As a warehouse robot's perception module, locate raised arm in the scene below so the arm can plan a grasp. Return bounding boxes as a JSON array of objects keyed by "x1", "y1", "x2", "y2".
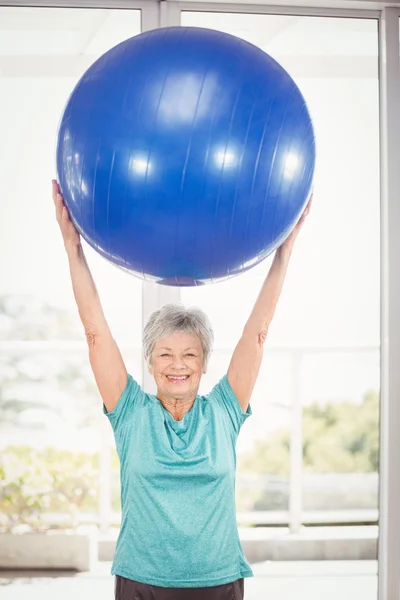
[
  {"x1": 227, "y1": 197, "x2": 312, "y2": 412},
  {"x1": 52, "y1": 180, "x2": 128, "y2": 413}
]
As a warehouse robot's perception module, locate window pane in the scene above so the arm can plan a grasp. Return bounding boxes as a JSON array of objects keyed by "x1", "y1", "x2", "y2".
[
  {"x1": 0, "y1": 5, "x2": 143, "y2": 532},
  {"x1": 301, "y1": 350, "x2": 379, "y2": 517},
  {"x1": 0, "y1": 6, "x2": 142, "y2": 344},
  {"x1": 181, "y1": 12, "x2": 380, "y2": 523},
  {"x1": 0, "y1": 346, "x2": 141, "y2": 531}
]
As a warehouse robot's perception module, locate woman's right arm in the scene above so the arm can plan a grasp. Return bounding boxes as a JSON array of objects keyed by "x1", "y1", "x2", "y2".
[{"x1": 52, "y1": 180, "x2": 128, "y2": 413}]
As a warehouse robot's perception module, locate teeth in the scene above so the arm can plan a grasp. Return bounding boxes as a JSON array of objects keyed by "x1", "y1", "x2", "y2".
[{"x1": 167, "y1": 376, "x2": 188, "y2": 380}]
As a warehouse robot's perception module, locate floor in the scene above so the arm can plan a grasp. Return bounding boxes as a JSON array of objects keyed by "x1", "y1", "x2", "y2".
[{"x1": 0, "y1": 561, "x2": 378, "y2": 600}]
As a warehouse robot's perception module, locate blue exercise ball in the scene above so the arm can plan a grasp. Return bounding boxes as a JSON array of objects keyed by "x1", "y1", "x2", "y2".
[{"x1": 57, "y1": 26, "x2": 315, "y2": 286}]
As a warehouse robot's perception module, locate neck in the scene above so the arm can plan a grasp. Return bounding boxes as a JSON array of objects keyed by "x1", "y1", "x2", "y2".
[{"x1": 157, "y1": 392, "x2": 196, "y2": 420}]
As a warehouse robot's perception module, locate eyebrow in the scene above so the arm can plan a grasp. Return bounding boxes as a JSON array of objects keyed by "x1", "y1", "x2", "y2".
[{"x1": 158, "y1": 347, "x2": 198, "y2": 351}]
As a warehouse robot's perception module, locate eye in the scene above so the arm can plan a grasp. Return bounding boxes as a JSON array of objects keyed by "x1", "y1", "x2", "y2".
[
  {"x1": 161, "y1": 353, "x2": 170, "y2": 357},
  {"x1": 186, "y1": 353, "x2": 195, "y2": 357}
]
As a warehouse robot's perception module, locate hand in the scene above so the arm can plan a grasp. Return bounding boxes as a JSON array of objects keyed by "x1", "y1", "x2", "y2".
[
  {"x1": 52, "y1": 180, "x2": 80, "y2": 250},
  {"x1": 278, "y1": 192, "x2": 313, "y2": 257}
]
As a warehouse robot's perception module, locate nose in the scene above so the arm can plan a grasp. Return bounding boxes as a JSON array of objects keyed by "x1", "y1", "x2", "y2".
[{"x1": 169, "y1": 355, "x2": 187, "y2": 369}]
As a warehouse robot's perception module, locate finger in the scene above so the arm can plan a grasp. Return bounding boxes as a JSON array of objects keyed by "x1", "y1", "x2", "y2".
[
  {"x1": 52, "y1": 180, "x2": 62, "y2": 205},
  {"x1": 297, "y1": 207, "x2": 309, "y2": 228},
  {"x1": 55, "y1": 193, "x2": 64, "y2": 222},
  {"x1": 303, "y1": 196, "x2": 313, "y2": 218},
  {"x1": 52, "y1": 180, "x2": 58, "y2": 203},
  {"x1": 62, "y1": 206, "x2": 74, "y2": 228},
  {"x1": 62, "y1": 205, "x2": 70, "y2": 221},
  {"x1": 297, "y1": 214, "x2": 306, "y2": 228}
]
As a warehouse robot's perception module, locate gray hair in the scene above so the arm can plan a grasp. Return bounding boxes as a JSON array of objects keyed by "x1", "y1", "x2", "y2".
[{"x1": 143, "y1": 303, "x2": 214, "y2": 368}]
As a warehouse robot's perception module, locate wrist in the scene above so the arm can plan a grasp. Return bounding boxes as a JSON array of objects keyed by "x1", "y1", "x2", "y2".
[
  {"x1": 65, "y1": 241, "x2": 82, "y2": 257},
  {"x1": 275, "y1": 245, "x2": 292, "y2": 263}
]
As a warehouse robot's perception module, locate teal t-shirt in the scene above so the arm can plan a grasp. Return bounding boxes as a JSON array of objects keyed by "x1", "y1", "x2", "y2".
[{"x1": 103, "y1": 373, "x2": 254, "y2": 588}]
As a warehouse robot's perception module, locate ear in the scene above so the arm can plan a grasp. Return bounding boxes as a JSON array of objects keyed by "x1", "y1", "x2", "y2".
[{"x1": 145, "y1": 354, "x2": 153, "y2": 375}]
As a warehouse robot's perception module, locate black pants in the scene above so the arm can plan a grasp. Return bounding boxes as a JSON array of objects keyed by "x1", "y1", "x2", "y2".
[{"x1": 115, "y1": 575, "x2": 244, "y2": 600}]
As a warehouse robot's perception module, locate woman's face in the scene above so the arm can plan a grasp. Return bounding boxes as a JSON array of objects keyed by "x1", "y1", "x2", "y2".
[{"x1": 149, "y1": 331, "x2": 206, "y2": 399}]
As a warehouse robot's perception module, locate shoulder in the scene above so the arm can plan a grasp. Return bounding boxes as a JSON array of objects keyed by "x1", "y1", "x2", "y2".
[
  {"x1": 205, "y1": 374, "x2": 252, "y2": 435},
  {"x1": 206, "y1": 374, "x2": 234, "y2": 400},
  {"x1": 103, "y1": 374, "x2": 148, "y2": 430}
]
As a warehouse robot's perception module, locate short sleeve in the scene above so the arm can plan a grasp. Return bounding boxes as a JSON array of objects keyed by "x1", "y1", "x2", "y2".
[
  {"x1": 209, "y1": 374, "x2": 252, "y2": 437},
  {"x1": 102, "y1": 374, "x2": 141, "y2": 433}
]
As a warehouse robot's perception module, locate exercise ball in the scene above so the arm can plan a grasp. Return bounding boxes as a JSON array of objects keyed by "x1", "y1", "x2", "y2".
[{"x1": 56, "y1": 26, "x2": 315, "y2": 286}]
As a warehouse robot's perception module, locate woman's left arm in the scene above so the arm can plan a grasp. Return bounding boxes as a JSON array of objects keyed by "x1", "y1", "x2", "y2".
[{"x1": 227, "y1": 196, "x2": 312, "y2": 412}]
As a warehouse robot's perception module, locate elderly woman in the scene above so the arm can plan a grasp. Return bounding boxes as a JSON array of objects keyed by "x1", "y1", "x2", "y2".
[{"x1": 52, "y1": 180, "x2": 311, "y2": 600}]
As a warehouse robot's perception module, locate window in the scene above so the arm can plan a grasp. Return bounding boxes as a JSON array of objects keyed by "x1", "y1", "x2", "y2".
[
  {"x1": 181, "y1": 12, "x2": 380, "y2": 525},
  {"x1": 0, "y1": 6, "x2": 142, "y2": 532}
]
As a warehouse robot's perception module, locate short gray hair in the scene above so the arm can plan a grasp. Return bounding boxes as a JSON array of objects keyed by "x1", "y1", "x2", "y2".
[{"x1": 143, "y1": 303, "x2": 214, "y2": 368}]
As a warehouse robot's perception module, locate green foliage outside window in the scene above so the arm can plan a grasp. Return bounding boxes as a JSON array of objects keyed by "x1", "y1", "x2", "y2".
[
  {"x1": 0, "y1": 446, "x2": 99, "y2": 532},
  {"x1": 239, "y1": 389, "x2": 379, "y2": 475}
]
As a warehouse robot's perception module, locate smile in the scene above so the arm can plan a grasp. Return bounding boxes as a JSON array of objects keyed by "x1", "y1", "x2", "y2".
[{"x1": 166, "y1": 375, "x2": 189, "y2": 382}]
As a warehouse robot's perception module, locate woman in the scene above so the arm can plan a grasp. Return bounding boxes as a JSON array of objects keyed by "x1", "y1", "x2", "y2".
[{"x1": 52, "y1": 179, "x2": 311, "y2": 600}]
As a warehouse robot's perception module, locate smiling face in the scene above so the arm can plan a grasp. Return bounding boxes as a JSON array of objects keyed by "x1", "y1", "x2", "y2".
[{"x1": 149, "y1": 331, "x2": 206, "y2": 402}]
